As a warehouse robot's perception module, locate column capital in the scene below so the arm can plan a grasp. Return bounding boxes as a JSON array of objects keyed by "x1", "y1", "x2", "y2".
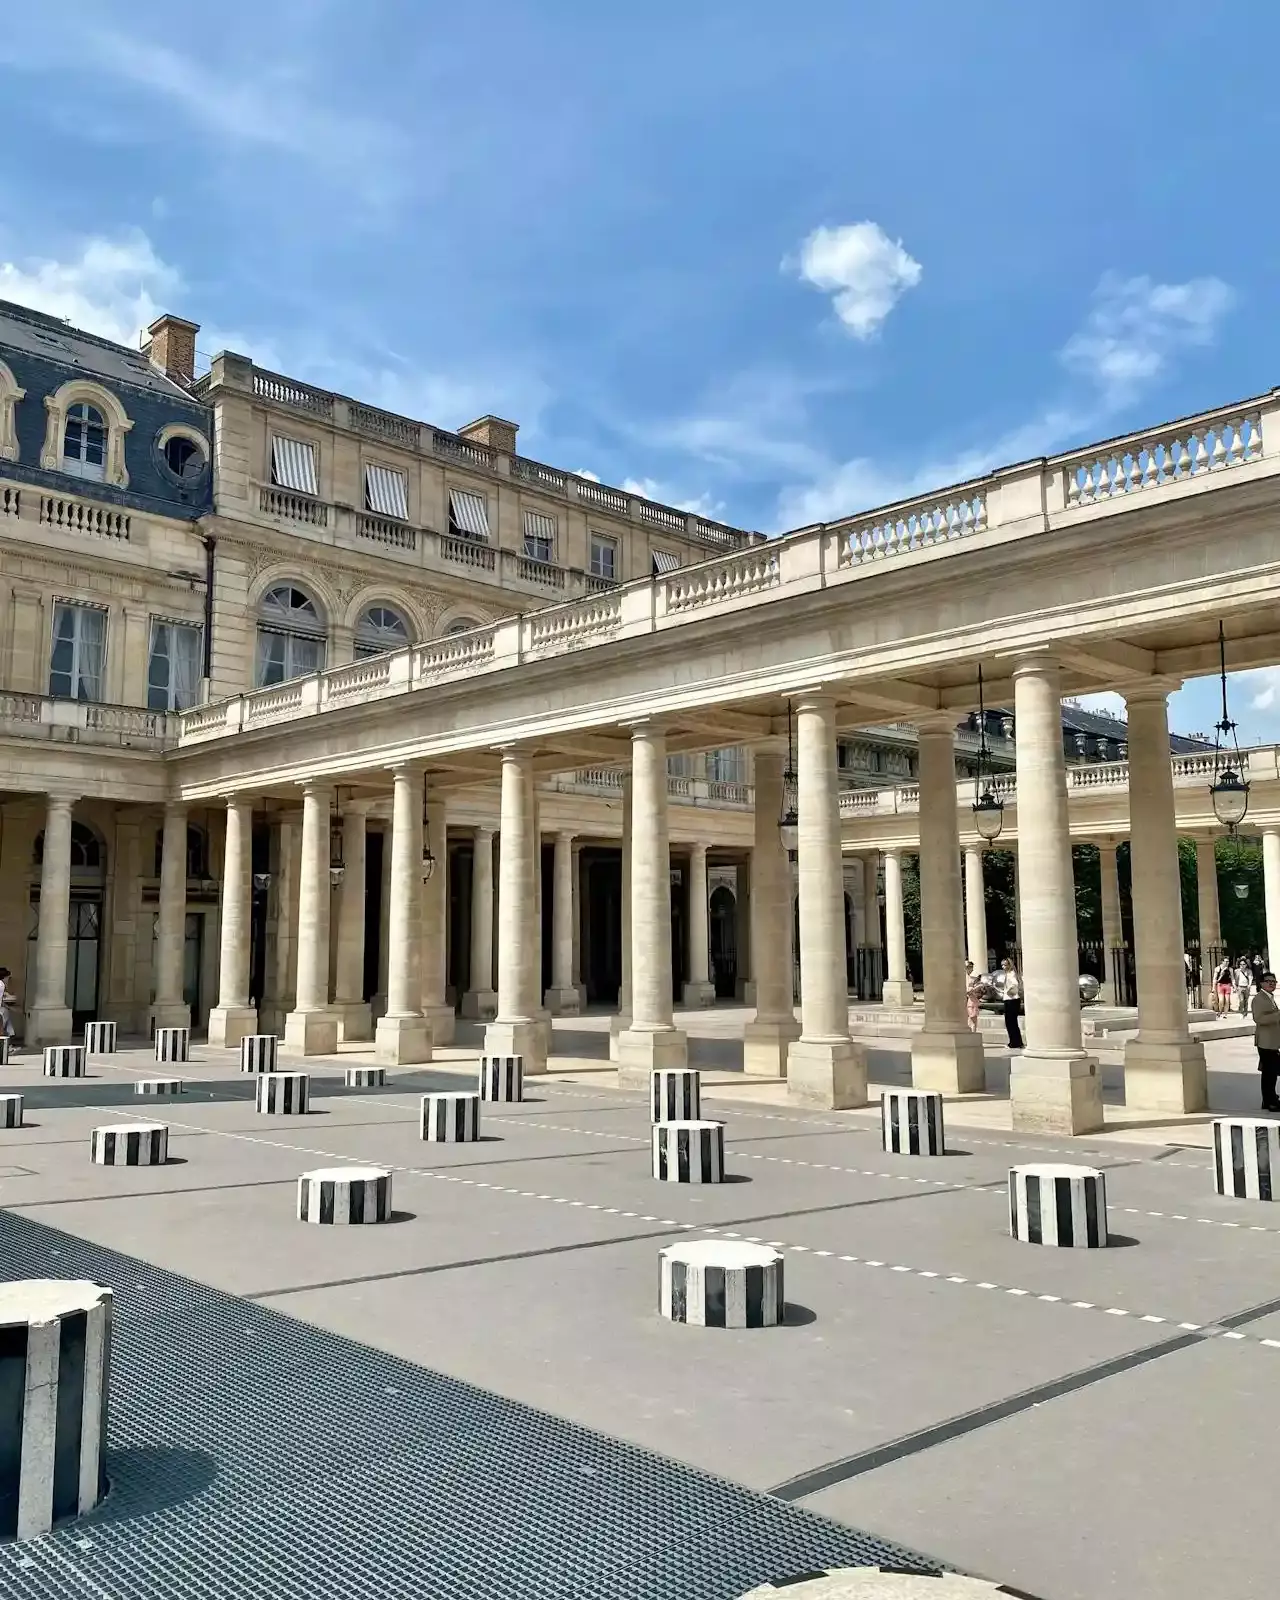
[
  {"x1": 296, "y1": 778, "x2": 334, "y2": 799},
  {"x1": 162, "y1": 798, "x2": 188, "y2": 818},
  {"x1": 751, "y1": 734, "x2": 789, "y2": 757},
  {"x1": 792, "y1": 692, "x2": 835, "y2": 716},
  {"x1": 620, "y1": 715, "x2": 667, "y2": 736},
  {"x1": 912, "y1": 711, "x2": 960, "y2": 736},
  {"x1": 44, "y1": 792, "x2": 77, "y2": 811},
  {"x1": 1121, "y1": 676, "x2": 1184, "y2": 705},
  {"x1": 1009, "y1": 649, "x2": 1061, "y2": 679},
  {"x1": 554, "y1": 828, "x2": 575, "y2": 846},
  {"x1": 474, "y1": 824, "x2": 494, "y2": 842}
]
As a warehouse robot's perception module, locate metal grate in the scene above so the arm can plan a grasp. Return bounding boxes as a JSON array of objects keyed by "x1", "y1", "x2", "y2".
[{"x1": 0, "y1": 1211, "x2": 940, "y2": 1599}]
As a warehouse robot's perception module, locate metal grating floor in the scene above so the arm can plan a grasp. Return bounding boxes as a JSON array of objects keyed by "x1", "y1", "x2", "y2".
[{"x1": 0, "y1": 1210, "x2": 941, "y2": 1599}]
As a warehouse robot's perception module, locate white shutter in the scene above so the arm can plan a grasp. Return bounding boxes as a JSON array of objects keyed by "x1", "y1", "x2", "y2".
[
  {"x1": 364, "y1": 463, "x2": 408, "y2": 520},
  {"x1": 652, "y1": 548, "x2": 680, "y2": 575},
  {"x1": 449, "y1": 489, "x2": 490, "y2": 540},
  {"x1": 270, "y1": 436, "x2": 318, "y2": 495},
  {"x1": 523, "y1": 510, "x2": 556, "y2": 559}
]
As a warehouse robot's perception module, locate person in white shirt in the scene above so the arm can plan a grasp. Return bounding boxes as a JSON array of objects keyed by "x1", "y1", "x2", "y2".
[
  {"x1": 1000, "y1": 957, "x2": 1023, "y2": 1049},
  {"x1": 0, "y1": 967, "x2": 16, "y2": 1043}
]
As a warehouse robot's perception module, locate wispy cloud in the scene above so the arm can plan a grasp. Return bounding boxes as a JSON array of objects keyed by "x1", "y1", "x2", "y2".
[
  {"x1": 621, "y1": 477, "x2": 725, "y2": 521},
  {"x1": 0, "y1": 232, "x2": 178, "y2": 348},
  {"x1": 786, "y1": 222, "x2": 922, "y2": 340}
]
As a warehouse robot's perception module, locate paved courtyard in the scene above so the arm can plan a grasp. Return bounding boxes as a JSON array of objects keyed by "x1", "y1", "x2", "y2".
[{"x1": 0, "y1": 1013, "x2": 1276, "y2": 1598}]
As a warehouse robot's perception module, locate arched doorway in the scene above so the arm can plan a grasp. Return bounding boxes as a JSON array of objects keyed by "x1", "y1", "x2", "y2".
[
  {"x1": 710, "y1": 886, "x2": 737, "y2": 998},
  {"x1": 29, "y1": 821, "x2": 106, "y2": 1026}
]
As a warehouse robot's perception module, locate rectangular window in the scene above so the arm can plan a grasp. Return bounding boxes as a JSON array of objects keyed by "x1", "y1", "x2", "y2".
[
  {"x1": 49, "y1": 602, "x2": 106, "y2": 702},
  {"x1": 364, "y1": 463, "x2": 408, "y2": 520},
  {"x1": 522, "y1": 510, "x2": 556, "y2": 564},
  {"x1": 652, "y1": 548, "x2": 680, "y2": 575},
  {"x1": 269, "y1": 435, "x2": 318, "y2": 496},
  {"x1": 448, "y1": 488, "x2": 489, "y2": 541},
  {"x1": 589, "y1": 533, "x2": 617, "y2": 581},
  {"x1": 147, "y1": 619, "x2": 203, "y2": 711},
  {"x1": 708, "y1": 746, "x2": 745, "y2": 784}
]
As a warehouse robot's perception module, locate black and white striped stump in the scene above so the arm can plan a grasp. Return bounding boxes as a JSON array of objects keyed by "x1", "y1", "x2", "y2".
[
  {"x1": 83, "y1": 1021, "x2": 117, "y2": 1056},
  {"x1": 881, "y1": 1088, "x2": 946, "y2": 1155},
  {"x1": 135, "y1": 1078, "x2": 184, "y2": 1098},
  {"x1": 421, "y1": 1091, "x2": 481, "y2": 1142},
  {"x1": 0, "y1": 1093, "x2": 22, "y2": 1128},
  {"x1": 652, "y1": 1067, "x2": 701, "y2": 1123},
  {"x1": 1212, "y1": 1116, "x2": 1280, "y2": 1201},
  {"x1": 1009, "y1": 1163, "x2": 1108, "y2": 1248},
  {"x1": 479, "y1": 1055, "x2": 523, "y2": 1103},
  {"x1": 154, "y1": 1026, "x2": 190, "y2": 1063},
  {"x1": 297, "y1": 1166, "x2": 392, "y2": 1225},
  {"x1": 0, "y1": 1036, "x2": 10, "y2": 1065},
  {"x1": 659, "y1": 1240, "x2": 783, "y2": 1328},
  {"x1": 43, "y1": 1046, "x2": 85, "y2": 1078},
  {"x1": 91, "y1": 1122, "x2": 168, "y2": 1167},
  {"x1": 345, "y1": 1065, "x2": 386, "y2": 1088},
  {"x1": 257, "y1": 1072, "x2": 309, "y2": 1116},
  {"x1": 738, "y1": 1570, "x2": 1016, "y2": 1596},
  {"x1": 0, "y1": 1279, "x2": 112, "y2": 1541},
  {"x1": 240, "y1": 1034, "x2": 279, "y2": 1074},
  {"x1": 652, "y1": 1119, "x2": 725, "y2": 1184}
]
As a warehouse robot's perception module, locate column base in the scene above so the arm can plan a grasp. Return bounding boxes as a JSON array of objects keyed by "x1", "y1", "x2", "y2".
[
  {"x1": 545, "y1": 986, "x2": 581, "y2": 1016},
  {"x1": 207, "y1": 1005, "x2": 259, "y2": 1049},
  {"x1": 484, "y1": 1019, "x2": 547, "y2": 1074},
  {"x1": 739, "y1": 980, "x2": 757, "y2": 1006},
  {"x1": 911, "y1": 1028, "x2": 986, "y2": 1094},
  {"x1": 1010, "y1": 1051, "x2": 1104, "y2": 1136},
  {"x1": 608, "y1": 1012, "x2": 631, "y2": 1062},
  {"x1": 742, "y1": 1016, "x2": 800, "y2": 1078},
  {"x1": 786, "y1": 1038, "x2": 867, "y2": 1109},
  {"x1": 149, "y1": 1001, "x2": 191, "y2": 1035},
  {"x1": 375, "y1": 1013, "x2": 432, "y2": 1064},
  {"x1": 681, "y1": 980, "x2": 716, "y2": 1009},
  {"x1": 1123, "y1": 1037, "x2": 1208, "y2": 1114},
  {"x1": 333, "y1": 1002, "x2": 372, "y2": 1043},
  {"x1": 423, "y1": 1002, "x2": 456, "y2": 1047},
  {"x1": 536, "y1": 1008, "x2": 553, "y2": 1058},
  {"x1": 283, "y1": 1009, "x2": 340, "y2": 1056},
  {"x1": 617, "y1": 1026, "x2": 688, "y2": 1087},
  {"x1": 25, "y1": 1005, "x2": 72, "y2": 1047},
  {"x1": 575, "y1": 982, "x2": 588, "y2": 1008},
  {"x1": 882, "y1": 979, "x2": 916, "y2": 1007},
  {"x1": 460, "y1": 988, "x2": 497, "y2": 1021}
]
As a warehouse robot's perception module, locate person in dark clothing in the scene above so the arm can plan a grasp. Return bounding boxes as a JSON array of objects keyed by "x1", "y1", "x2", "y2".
[
  {"x1": 1251, "y1": 971, "x2": 1280, "y2": 1112},
  {"x1": 1000, "y1": 958, "x2": 1023, "y2": 1049}
]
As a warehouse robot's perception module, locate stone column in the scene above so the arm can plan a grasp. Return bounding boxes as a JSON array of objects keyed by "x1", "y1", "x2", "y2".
[
  {"x1": 27, "y1": 794, "x2": 74, "y2": 1044},
  {"x1": 1122, "y1": 684, "x2": 1207, "y2": 1111},
  {"x1": 619, "y1": 721, "x2": 687, "y2": 1080},
  {"x1": 608, "y1": 777, "x2": 633, "y2": 1059},
  {"x1": 1099, "y1": 839, "x2": 1124, "y2": 1002},
  {"x1": 416, "y1": 794, "x2": 454, "y2": 1044},
  {"x1": 485, "y1": 748, "x2": 546, "y2": 1070},
  {"x1": 572, "y1": 841, "x2": 586, "y2": 1007},
  {"x1": 151, "y1": 802, "x2": 190, "y2": 1033},
  {"x1": 682, "y1": 842, "x2": 716, "y2": 1007},
  {"x1": 462, "y1": 827, "x2": 497, "y2": 1018},
  {"x1": 964, "y1": 846, "x2": 989, "y2": 972},
  {"x1": 882, "y1": 847, "x2": 915, "y2": 1006},
  {"x1": 545, "y1": 831, "x2": 581, "y2": 1013},
  {"x1": 284, "y1": 781, "x2": 339, "y2": 1055},
  {"x1": 912, "y1": 719, "x2": 984, "y2": 1093},
  {"x1": 862, "y1": 854, "x2": 882, "y2": 949},
  {"x1": 1008, "y1": 847, "x2": 1020, "y2": 944},
  {"x1": 735, "y1": 853, "x2": 754, "y2": 1003},
  {"x1": 744, "y1": 741, "x2": 799, "y2": 1075},
  {"x1": 787, "y1": 697, "x2": 866, "y2": 1107},
  {"x1": 1265, "y1": 830, "x2": 1280, "y2": 967},
  {"x1": 375, "y1": 765, "x2": 430, "y2": 1062},
  {"x1": 208, "y1": 796, "x2": 258, "y2": 1048},
  {"x1": 1196, "y1": 838, "x2": 1222, "y2": 954},
  {"x1": 1009, "y1": 654, "x2": 1101, "y2": 1134},
  {"x1": 332, "y1": 801, "x2": 371, "y2": 1041}
]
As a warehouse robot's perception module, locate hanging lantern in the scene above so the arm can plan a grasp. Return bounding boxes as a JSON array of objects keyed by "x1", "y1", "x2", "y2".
[
  {"x1": 1209, "y1": 623, "x2": 1250, "y2": 832},
  {"x1": 421, "y1": 801, "x2": 436, "y2": 883},
  {"x1": 778, "y1": 699, "x2": 799, "y2": 855},
  {"x1": 971, "y1": 665, "x2": 1004, "y2": 844},
  {"x1": 329, "y1": 790, "x2": 345, "y2": 887}
]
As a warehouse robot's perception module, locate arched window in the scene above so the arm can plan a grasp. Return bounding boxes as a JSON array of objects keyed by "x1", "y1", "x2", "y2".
[
  {"x1": 34, "y1": 821, "x2": 103, "y2": 870},
  {"x1": 354, "y1": 605, "x2": 409, "y2": 660},
  {"x1": 445, "y1": 617, "x2": 481, "y2": 636},
  {"x1": 255, "y1": 584, "x2": 325, "y2": 687},
  {"x1": 62, "y1": 402, "x2": 107, "y2": 481}
]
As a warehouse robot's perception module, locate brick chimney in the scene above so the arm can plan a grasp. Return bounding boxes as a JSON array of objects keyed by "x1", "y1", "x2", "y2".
[
  {"x1": 143, "y1": 314, "x2": 200, "y2": 387},
  {"x1": 458, "y1": 415, "x2": 518, "y2": 455}
]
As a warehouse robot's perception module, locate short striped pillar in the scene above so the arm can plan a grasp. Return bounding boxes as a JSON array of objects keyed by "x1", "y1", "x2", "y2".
[
  {"x1": 154, "y1": 1026, "x2": 190, "y2": 1063},
  {"x1": 240, "y1": 1035, "x2": 278, "y2": 1074},
  {"x1": 0, "y1": 1093, "x2": 22, "y2": 1128},
  {"x1": 1213, "y1": 1116, "x2": 1280, "y2": 1201},
  {"x1": 83, "y1": 1021, "x2": 117, "y2": 1056},
  {"x1": 421, "y1": 1091, "x2": 481, "y2": 1142},
  {"x1": 652, "y1": 1068, "x2": 701, "y2": 1123},
  {"x1": 297, "y1": 1166, "x2": 392, "y2": 1225},
  {"x1": 479, "y1": 1055, "x2": 523, "y2": 1103},
  {"x1": 881, "y1": 1089, "x2": 946, "y2": 1156},
  {"x1": 652, "y1": 1120, "x2": 724, "y2": 1184},
  {"x1": 43, "y1": 1045, "x2": 85, "y2": 1079},
  {"x1": 660, "y1": 1240, "x2": 783, "y2": 1328},
  {"x1": 91, "y1": 1123, "x2": 168, "y2": 1167},
  {"x1": 257, "y1": 1072, "x2": 309, "y2": 1116},
  {"x1": 0, "y1": 1036, "x2": 10, "y2": 1065},
  {"x1": 345, "y1": 1065, "x2": 386, "y2": 1088},
  {"x1": 136, "y1": 1079, "x2": 184, "y2": 1098},
  {"x1": 0, "y1": 1279, "x2": 112, "y2": 1541},
  {"x1": 737, "y1": 1571, "x2": 1011, "y2": 1597},
  {"x1": 1009, "y1": 1163, "x2": 1107, "y2": 1248}
]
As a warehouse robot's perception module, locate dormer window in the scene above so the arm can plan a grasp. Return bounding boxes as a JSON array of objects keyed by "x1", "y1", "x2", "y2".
[{"x1": 62, "y1": 402, "x2": 107, "y2": 482}]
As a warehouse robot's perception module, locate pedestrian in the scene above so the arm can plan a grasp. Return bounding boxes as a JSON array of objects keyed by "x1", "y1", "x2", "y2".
[
  {"x1": 1235, "y1": 956, "x2": 1254, "y2": 1015},
  {"x1": 1184, "y1": 950, "x2": 1197, "y2": 1008},
  {"x1": 1250, "y1": 970, "x2": 1280, "y2": 1112},
  {"x1": 1252, "y1": 951, "x2": 1266, "y2": 994},
  {"x1": 0, "y1": 967, "x2": 16, "y2": 1045},
  {"x1": 1213, "y1": 953, "x2": 1233, "y2": 1016},
  {"x1": 964, "y1": 960, "x2": 984, "y2": 1034},
  {"x1": 1000, "y1": 957, "x2": 1023, "y2": 1049}
]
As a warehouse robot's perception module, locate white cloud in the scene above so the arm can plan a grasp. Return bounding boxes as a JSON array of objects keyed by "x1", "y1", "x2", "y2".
[
  {"x1": 622, "y1": 477, "x2": 725, "y2": 521},
  {"x1": 1241, "y1": 667, "x2": 1280, "y2": 713},
  {"x1": 1060, "y1": 272, "x2": 1234, "y2": 406},
  {"x1": 0, "y1": 232, "x2": 180, "y2": 348},
  {"x1": 788, "y1": 222, "x2": 922, "y2": 339},
  {"x1": 1071, "y1": 692, "x2": 1128, "y2": 719}
]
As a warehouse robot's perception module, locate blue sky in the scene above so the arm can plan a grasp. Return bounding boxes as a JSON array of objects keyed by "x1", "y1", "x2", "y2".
[{"x1": 1, "y1": 0, "x2": 1277, "y2": 740}]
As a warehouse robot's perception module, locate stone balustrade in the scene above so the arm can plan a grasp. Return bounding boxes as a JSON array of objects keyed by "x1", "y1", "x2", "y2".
[{"x1": 0, "y1": 692, "x2": 176, "y2": 750}]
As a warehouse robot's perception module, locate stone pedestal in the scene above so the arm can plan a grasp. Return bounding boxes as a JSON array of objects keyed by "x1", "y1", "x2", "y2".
[
  {"x1": 1213, "y1": 1117, "x2": 1280, "y2": 1200},
  {"x1": 375, "y1": 1013, "x2": 432, "y2": 1065},
  {"x1": 785, "y1": 1039, "x2": 866, "y2": 1110},
  {"x1": 1010, "y1": 1052, "x2": 1103, "y2": 1137},
  {"x1": 422, "y1": 1002, "x2": 456, "y2": 1049},
  {"x1": 618, "y1": 1025, "x2": 689, "y2": 1085},
  {"x1": 1123, "y1": 1039, "x2": 1209, "y2": 1115},
  {"x1": 92, "y1": 1123, "x2": 168, "y2": 1166},
  {"x1": 334, "y1": 1002, "x2": 373, "y2": 1044},
  {"x1": 1009, "y1": 1163, "x2": 1108, "y2": 1247},
  {"x1": 208, "y1": 1006, "x2": 259, "y2": 1050},
  {"x1": 297, "y1": 1166, "x2": 392, "y2": 1225},
  {"x1": 910, "y1": 1031, "x2": 985, "y2": 1097},
  {"x1": 651, "y1": 1120, "x2": 724, "y2": 1183},
  {"x1": 421, "y1": 1091, "x2": 481, "y2": 1142},
  {"x1": 659, "y1": 1240, "x2": 783, "y2": 1329},
  {"x1": 257, "y1": 1072, "x2": 309, "y2": 1115},
  {"x1": 742, "y1": 1018, "x2": 800, "y2": 1079},
  {"x1": 283, "y1": 1010, "x2": 339, "y2": 1057}
]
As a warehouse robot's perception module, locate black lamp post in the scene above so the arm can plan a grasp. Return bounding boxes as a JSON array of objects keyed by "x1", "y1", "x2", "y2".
[
  {"x1": 421, "y1": 801, "x2": 437, "y2": 883},
  {"x1": 972, "y1": 665, "x2": 1004, "y2": 844},
  {"x1": 779, "y1": 700, "x2": 799, "y2": 855},
  {"x1": 329, "y1": 790, "x2": 346, "y2": 888},
  {"x1": 1209, "y1": 623, "x2": 1249, "y2": 832}
]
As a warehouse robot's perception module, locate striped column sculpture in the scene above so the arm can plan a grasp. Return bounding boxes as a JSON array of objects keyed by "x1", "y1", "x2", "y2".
[
  {"x1": 1213, "y1": 1116, "x2": 1280, "y2": 1201},
  {"x1": 43, "y1": 1045, "x2": 85, "y2": 1078},
  {"x1": 1009, "y1": 1163, "x2": 1107, "y2": 1248},
  {"x1": 0, "y1": 1093, "x2": 22, "y2": 1128},
  {"x1": 479, "y1": 1055, "x2": 523, "y2": 1103},
  {"x1": 91, "y1": 1123, "x2": 168, "y2": 1167},
  {"x1": 154, "y1": 1026, "x2": 190, "y2": 1063},
  {"x1": 83, "y1": 1021, "x2": 117, "y2": 1056},
  {"x1": 0, "y1": 1279, "x2": 111, "y2": 1541},
  {"x1": 345, "y1": 1065, "x2": 386, "y2": 1088},
  {"x1": 421, "y1": 1091, "x2": 481, "y2": 1143},
  {"x1": 652, "y1": 1120, "x2": 724, "y2": 1184},
  {"x1": 881, "y1": 1089, "x2": 946, "y2": 1156},
  {"x1": 738, "y1": 1571, "x2": 1012, "y2": 1597},
  {"x1": 257, "y1": 1072, "x2": 309, "y2": 1115},
  {"x1": 0, "y1": 1036, "x2": 10, "y2": 1065},
  {"x1": 297, "y1": 1166, "x2": 392, "y2": 1225},
  {"x1": 660, "y1": 1240, "x2": 783, "y2": 1328},
  {"x1": 652, "y1": 1068, "x2": 701, "y2": 1123},
  {"x1": 136, "y1": 1079, "x2": 184, "y2": 1098},
  {"x1": 240, "y1": 1035, "x2": 278, "y2": 1074}
]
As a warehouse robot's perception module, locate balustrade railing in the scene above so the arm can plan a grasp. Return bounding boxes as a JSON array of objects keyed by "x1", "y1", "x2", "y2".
[
  {"x1": 259, "y1": 485, "x2": 328, "y2": 527},
  {"x1": 253, "y1": 369, "x2": 334, "y2": 417},
  {"x1": 417, "y1": 629, "x2": 496, "y2": 678},
  {"x1": 357, "y1": 512, "x2": 416, "y2": 550},
  {"x1": 0, "y1": 693, "x2": 175, "y2": 747},
  {"x1": 663, "y1": 546, "x2": 780, "y2": 613},
  {"x1": 834, "y1": 487, "x2": 986, "y2": 567},
  {"x1": 1, "y1": 485, "x2": 19, "y2": 518},
  {"x1": 526, "y1": 593, "x2": 622, "y2": 656},
  {"x1": 510, "y1": 457, "x2": 568, "y2": 493},
  {"x1": 39, "y1": 494, "x2": 130, "y2": 541},
  {"x1": 439, "y1": 534, "x2": 495, "y2": 571},
  {"x1": 349, "y1": 403, "x2": 420, "y2": 449},
  {"x1": 432, "y1": 431, "x2": 495, "y2": 470},
  {"x1": 1060, "y1": 406, "x2": 1263, "y2": 508},
  {"x1": 577, "y1": 478, "x2": 629, "y2": 514}
]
